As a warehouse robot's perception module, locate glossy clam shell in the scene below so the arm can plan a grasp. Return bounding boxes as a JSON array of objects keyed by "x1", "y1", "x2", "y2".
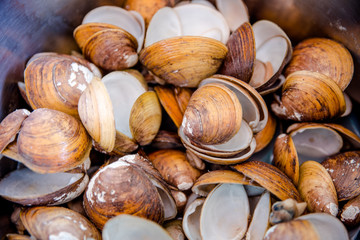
[
  {"x1": 182, "y1": 82, "x2": 242, "y2": 145},
  {"x1": 83, "y1": 159, "x2": 164, "y2": 229},
  {"x1": 20, "y1": 206, "x2": 100, "y2": 240},
  {"x1": 25, "y1": 54, "x2": 96, "y2": 117},
  {"x1": 174, "y1": 87, "x2": 193, "y2": 114},
  {"x1": 298, "y1": 161, "x2": 338, "y2": 216},
  {"x1": 285, "y1": 38, "x2": 354, "y2": 91},
  {"x1": 271, "y1": 70, "x2": 346, "y2": 121},
  {"x1": 84, "y1": 28, "x2": 138, "y2": 71},
  {"x1": 232, "y1": 161, "x2": 302, "y2": 201},
  {"x1": 321, "y1": 151, "x2": 360, "y2": 201},
  {"x1": 219, "y1": 22, "x2": 255, "y2": 83},
  {"x1": 17, "y1": 108, "x2": 91, "y2": 174},
  {"x1": 254, "y1": 113, "x2": 276, "y2": 153},
  {"x1": 139, "y1": 36, "x2": 228, "y2": 87}
]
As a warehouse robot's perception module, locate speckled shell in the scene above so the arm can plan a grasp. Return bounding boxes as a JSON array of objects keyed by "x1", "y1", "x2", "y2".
[
  {"x1": 83, "y1": 159, "x2": 164, "y2": 229},
  {"x1": 20, "y1": 206, "x2": 100, "y2": 240},
  {"x1": 321, "y1": 151, "x2": 360, "y2": 201},
  {"x1": 17, "y1": 108, "x2": 91, "y2": 174}
]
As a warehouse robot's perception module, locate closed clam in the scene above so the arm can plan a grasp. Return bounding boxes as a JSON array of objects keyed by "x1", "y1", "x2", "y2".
[{"x1": 24, "y1": 53, "x2": 100, "y2": 117}]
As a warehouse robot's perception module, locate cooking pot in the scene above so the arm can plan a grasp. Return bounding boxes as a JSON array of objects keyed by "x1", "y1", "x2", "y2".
[{"x1": 0, "y1": 0, "x2": 359, "y2": 237}]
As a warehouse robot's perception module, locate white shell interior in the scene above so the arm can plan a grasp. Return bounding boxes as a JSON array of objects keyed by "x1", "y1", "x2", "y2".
[
  {"x1": 0, "y1": 168, "x2": 83, "y2": 201},
  {"x1": 290, "y1": 126, "x2": 343, "y2": 158},
  {"x1": 82, "y1": 6, "x2": 145, "y2": 52},
  {"x1": 200, "y1": 183, "x2": 249, "y2": 240},
  {"x1": 145, "y1": 3, "x2": 229, "y2": 47},
  {"x1": 102, "y1": 214, "x2": 173, "y2": 240},
  {"x1": 215, "y1": 0, "x2": 249, "y2": 31},
  {"x1": 102, "y1": 71, "x2": 146, "y2": 139},
  {"x1": 183, "y1": 198, "x2": 205, "y2": 240},
  {"x1": 245, "y1": 191, "x2": 271, "y2": 240}
]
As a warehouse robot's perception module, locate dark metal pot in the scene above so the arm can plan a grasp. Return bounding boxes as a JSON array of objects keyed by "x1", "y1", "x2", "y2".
[{"x1": 0, "y1": 0, "x2": 359, "y2": 237}]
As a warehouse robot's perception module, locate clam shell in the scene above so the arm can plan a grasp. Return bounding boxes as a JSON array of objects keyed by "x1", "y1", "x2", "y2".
[
  {"x1": 271, "y1": 70, "x2": 346, "y2": 121},
  {"x1": 182, "y1": 198, "x2": 205, "y2": 240},
  {"x1": 20, "y1": 206, "x2": 100, "y2": 240},
  {"x1": 254, "y1": 113, "x2": 276, "y2": 153},
  {"x1": 148, "y1": 149, "x2": 200, "y2": 191},
  {"x1": 83, "y1": 28, "x2": 138, "y2": 71},
  {"x1": 129, "y1": 91, "x2": 162, "y2": 146},
  {"x1": 340, "y1": 194, "x2": 360, "y2": 227},
  {"x1": 186, "y1": 149, "x2": 205, "y2": 170},
  {"x1": 0, "y1": 109, "x2": 30, "y2": 152},
  {"x1": 164, "y1": 219, "x2": 185, "y2": 240},
  {"x1": 174, "y1": 87, "x2": 193, "y2": 114},
  {"x1": 102, "y1": 214, "x2": 173, "y2": 240},
  {"x1": 285, "y1": 38, "x2": 354, "y2": 91},
  {"x1": 273, "y1": 133, "x2": 299, "y2": 186},
  {"x1": 219, "y1": 22, "x2": 255, "y2": 83},
  {"x1": 182, "y1": 82, "x2": 242, "y2": 145},
  {"x1": 17, "y1": 108, "x2": 91, "y2": 173},
  {"x1": 154, "y1": 85, "x2": 184, "y2": 128},
  {"x1": 83, "y1": 159, "x2": 164, "y2": 229},
  {"x1": 150, "y1": 130, "x2": 183, "y2": 150},
  {"x1": 25, "y1": 54, "x2": 96, "y2": 117},
  {"x1": 298, "y1": 161, "x2": 338, "y2": 216},
  {"x1": 232, "y1": 161, "x2": 302, "y2": 201},
  {"x1": 321, "y1": 151, "x2": 360, "y2": 201},
  {"x1": 215, "y1": 0, "x2": 249, "y2": 31},
  {"x1": 140, "y1": 36, "x2": 228, "y2": 87},
  {"x1": 0, "y1": 168, "x2": 88, "y2": 206}
]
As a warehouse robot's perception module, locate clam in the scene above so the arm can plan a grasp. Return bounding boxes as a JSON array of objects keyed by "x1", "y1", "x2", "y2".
[
  {"x1": 74, "y1": 6, "x2": 145, "y2": 70},
  {"x1": 102, "y1": 214, "x2": 173, "y2": 240},
  {"x1": 9, "y1": 108, "x2": 91, "y2": 174},
  {"x1": 254, "y1": 113, "x2": 277, "y2": 153},
  {"x1": 340, "y1": 194, "x2": 360, "y2": 227},
  {"x1": 0, "y1": 167, "x2": 88, "y2": 206},
  {"x1": 182, "y1": 197, "x2": 205, "y2": 240},
  {"x1": 150, "y1": 130, "x2": 183, "y2": 150},
  {"x1": 298, "y1": 161, "x2": 338, "y2": 216},
  {"x1": 164, "y1": 219, "x2": 185, "y2": 240},
  {"x1": 215, "y1": 0, "x2": 249, "y2": 31},
  {"x1": 264, "y1": 213, "x2": 349, "y2": 240},
  {"x1": 321, "y1": 151, "x2": 360, "y2": 201},
  {"x1": 285, "y1": 38, "x2": 354, "y2": 91},
  {"x1": 78, "y1": 71, "x2": 161, "y2": 154},
  {"x1": 24, "y1": 53, "x2": 100, "y2": 117},
  {"x1": 186, "y1": 149, "x2": 206, "y2": 170},
  {"x1": 20, "y1": 206, "x2": 100, "y2": 240},
  {"x1": 148, "y1": 149, "x2": 201, "y2": 190},
  {"x1": 140, "y1": 3, "x2": 229, "y2": 87},
  {"x1": 271, "y1": 70, "x2": 346, "y2": 121},
  {"x1": 83, "y1": 154, "x2": 176, "y2": 229},
  {"x1": 269, "y1": 198, "x2": 307, "y2": 225}
]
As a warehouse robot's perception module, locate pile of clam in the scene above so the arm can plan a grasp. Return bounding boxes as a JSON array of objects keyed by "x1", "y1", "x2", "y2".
[{"x1": 0, "y1": 0, "x2": 359, "y2": 239}]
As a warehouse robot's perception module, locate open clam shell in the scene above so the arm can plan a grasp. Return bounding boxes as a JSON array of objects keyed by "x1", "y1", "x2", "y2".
[
  {"x1": 182, "y1": 197, "x2": 205, "y2": 240},
  {"x1": 17, "y1": 108, "x2": 91, "y2": 174},
  {"x1": 321, "y1": 151, "x2": 360, "y2": 201},
  {"x1": 0, "y1": 168, "x2": 88, "y2": 206},
  {"x1": 285, "y1": 38, "x2": 354, "y2": 91},
  {"x1": 215, "y1": 0, "x2": 249, "y2": 32},
  {"x1": 298, "y1": 161, "x2": 338, "y2": 216},
  {"x1": 20, "y1": 206, "x2": 100, "y2": 240},
  {"x1": 271, "y1": 70, "x2": 346, "y2": 121},
  {"x1": 140, "y1": 36, "x2": 228, "y2": 87},
  {"x1": 103, "y1": 214, "x2": 173, "y2": 240}
]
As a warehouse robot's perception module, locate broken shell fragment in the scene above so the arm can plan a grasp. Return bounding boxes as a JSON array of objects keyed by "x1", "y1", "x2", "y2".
[
  {"x1": 20, "y1": 206, "x2": 101, "y2": 240},
  {"x1": 298, "y1": 161, "x2": 338, "y2": 216}
]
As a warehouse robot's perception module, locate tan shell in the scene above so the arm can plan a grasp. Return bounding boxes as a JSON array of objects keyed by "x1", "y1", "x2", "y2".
[
  {"x1": 182, "y1": 82, "x2": 242, "y2": 145},
  {"x1": 83, "y1": 159, "x2": 164, "y2": 229},
  {"x1": 148, "y1": 149, "x2": 200, "y2": 190},
  {"x1": 219, "y1": 22, "x2": 255, "y2": 83},
  {"x1": 83, "y1": 28, "x2": 138, "y2": 71},
  {"x1": 273, "y1": 133, "x2": 299, "y2": 186},
  {"x1": 254, "y1": 113, "x2": 276, "y2": 153},
  {"x1": 24, "y1": 54, "x2": 98, "y2": 117},
  {"x1": 140, "y1": 36, "x2": 228, "y2": 87},
  {"x1": 0, "y1": 109, "x2": 30, "y2": 152},
  {"x1": 271, "y1": 70, "x2": 346, "y2": 121},
  {"x1": 20, "y1": 206, "x2": 100, "y2": 240},
  {"x1": 174, "y1": 87, "x2": 193, "y2": 114},
  {"x1": 285, "y1": 38, "x2": 354, "y2": 91},
  {"x1": 321, "y1": 151, "x2": 360, "y2": 201},
  {"x1": 298, "y1": 161, "x2": 338, "y2": 216},
  {"x1": 17, "y1": 108, "x2": 91, "y2": 173},
  {"x1": 340, "y1": 194, "x2": 360, "y2": 227},
  {"x1": 78, "y1": 77, "x2": 116, "y2": 152},
  {"x1": 129, "y1": 91, "x2": 162, "y2": 146},
  {"x1": 232, "y1": 161, "x2": 302, "y2": 201}
]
